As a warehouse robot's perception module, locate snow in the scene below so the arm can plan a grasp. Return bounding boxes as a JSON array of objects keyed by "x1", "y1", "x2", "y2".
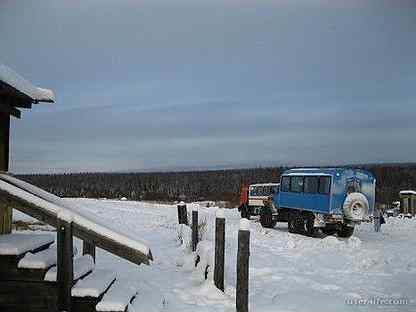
[
  {"x1": 57, "y1": 208, "x2": 74, "y2": 223},
  {"x1": 18, "y1": 246, "x2": 58, "y2": 269},
  {"x1": 0, "y1": 233, "x2": 54, "y2": 255},
  {"x1": 239, "y1": 218, "x2": 250, "y2": 231},
  {"x1": 286, "y1": 172, "x2": 332, "y2": 176},
  {"x1": 95, "y1": 279, "x2": 138, "y2": 312},
  {"x1": 399, "y1": 190, "x2": 416, "y2": 195},
  {"x1": 13, "y1": 209, "x2": 38, "y2": 223},
  {"x1": 72, "y1": 269, "x2": 116, "y2": 298},
  {"x1": 216, "y1": 208, "x2": 225, "y2": 219},
  {"x1": 177, "y1": 224, "x2": 192, "y2": 249},
  {"x1": 195, "y1": 240, "x2": 214, "y2": 272},
  {"x1": 14, "y1": 198, "x2": 416, "y2": 312},
  {"x1": 192, "y1": 203, "x2": 199, "y2": 211},
  {"x1": 18, "y1": 245, "x2": 77, "y2": 269},
  {"x1": 44, "y1": 254, "x2": 95, "y2": 282},
  {"x1": 0, "y1": 175, "x2": 151, "y2": 256},
  {"x1": 0, "y1": 64, "x2": 55, "y2": 102}
]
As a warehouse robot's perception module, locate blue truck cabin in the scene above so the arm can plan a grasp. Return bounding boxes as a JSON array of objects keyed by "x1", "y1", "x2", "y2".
[{"x1": 276, "y1": 168, "x2": 376, "y2": 219}]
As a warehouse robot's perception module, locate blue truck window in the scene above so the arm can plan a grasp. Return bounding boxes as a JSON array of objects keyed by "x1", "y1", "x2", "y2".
[
  {"x1": 304, "y1": 176, "x2": 318, "y2": 193},
  {"x1": 318, "y1": 176, "x2": 331, "y2": 194},
  {"x1": 281, "y1": 176, "x2": 290, "y2": 192},
  {"x1": 290, "y1": 176, "x2": 304, "y2": 193}
]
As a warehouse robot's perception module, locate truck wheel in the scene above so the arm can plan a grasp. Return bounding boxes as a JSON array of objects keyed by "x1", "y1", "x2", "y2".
[
  {"x1": 304, "y1": 215, "x2": 318, "y2": 237},
  {"x1": 241, "y1": 207, "x2": 251, "y2": 219},
  {"x1": 260, "y1": 211, "x2": 277, "y2": 228},
  {"x1": 337, "y1": 224, "x2": 354, "y2": 238},
  {"x1": 322, "y1": 225, "x2": 337, "y2": 236},
  {"x1": 288, "y1": 212, "x2": 296, "y2": 233},
  {"x1": 288, "y1": 211, "x2": 302, "y2": 233}
]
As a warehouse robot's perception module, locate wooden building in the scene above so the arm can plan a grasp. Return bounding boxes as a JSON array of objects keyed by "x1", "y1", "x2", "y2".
[
  {"x1": 399, "y1": 190, "x2": 416, "y2": 216},
  {"x1": 0, "y1": 64, "x2": 55, "y2": 234}
]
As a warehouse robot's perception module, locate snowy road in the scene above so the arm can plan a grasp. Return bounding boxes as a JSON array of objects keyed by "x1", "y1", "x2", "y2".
[{"x1": 65, "y1": 199, "x2": 416, "y2": 312}]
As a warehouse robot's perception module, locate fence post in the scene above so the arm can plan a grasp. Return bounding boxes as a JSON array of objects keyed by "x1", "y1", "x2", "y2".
[
  {"x1": 177, "y1": 201, "x2": 188, "y2": 225},
  {"x1": 236, "y1": 218, "x2": 250, "y2": 312},
  {"x1": 82, "y1": 240, "x2": 96, "y2": 262},
  {"x1": 214, "y1": 208, "x2": 225, "y2": 291},
  {"x1": 191, "y1": 204, "x2": 199, "y2": 252},
  {"x1": 57, "y1": 217, "x2": 74, "y2": 312}
]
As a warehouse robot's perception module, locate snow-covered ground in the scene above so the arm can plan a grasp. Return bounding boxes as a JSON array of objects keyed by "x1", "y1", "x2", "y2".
[{"x1": 28, "y1": 199, "x2": 416, "y2": 311}]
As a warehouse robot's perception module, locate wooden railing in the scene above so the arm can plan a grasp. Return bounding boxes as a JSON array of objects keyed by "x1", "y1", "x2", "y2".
[{"x1": 0, "y1": 173, "x2": 153, "y2": 311}]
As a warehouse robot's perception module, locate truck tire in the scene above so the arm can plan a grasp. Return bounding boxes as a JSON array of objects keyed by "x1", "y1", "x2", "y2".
[
  {"x1": 288, "y1": 211, "x2": 303, "y2": 234},
  {"x1": 337, "y1": 224, "x2": 354, "y2": 238},
  {"x1": 260, "y1": 211, "x2": 277, "y2": 228},
  {"x1": 304, "y1": 213, "x2": 322, "y2": 237},
  {"x1": 322, "y1": 225, "x2": 337, "y2": 236},
  {"x1": 288, "y1": 214, "x2": 296, "y2": 233},
  {"x1": 240, "y1": 204, "x2": 250, "y2": 219},
  {"x1": 343, "y1": 192, "x2": 369, "y2": 221}
]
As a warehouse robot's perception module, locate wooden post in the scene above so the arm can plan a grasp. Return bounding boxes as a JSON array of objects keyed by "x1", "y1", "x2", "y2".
[
  {"x1": 214, "y1": 208, "x2": 225, "y2": 291},
  {"x1": 0, "y1": 112, "x2": 11, "y2": 234},
  {"x1": 57, "y1": 218, "x2": 74, "y2": 312},
  {"x1": 82, "y1": 240, "x2": 96, "y2": 262},
  {"x1": 191, "y1": 205, "x2": 199, "y2": 252},
  {"x1": 236, "y1": 219, "x2": 250, "y2": 312},
  {"x1": 177, "y1": 202, "x2": 188, "y2": 225}
]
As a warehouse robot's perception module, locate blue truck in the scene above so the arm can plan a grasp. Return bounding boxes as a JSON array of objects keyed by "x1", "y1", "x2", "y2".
[{"x1": 259, "y1": 168, "x2": 376, "y2": 238}]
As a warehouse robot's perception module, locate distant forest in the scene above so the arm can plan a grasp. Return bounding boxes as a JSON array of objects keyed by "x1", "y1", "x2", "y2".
[{"x1": 17, "y1": 164, "x2": 416, "y2": 207}]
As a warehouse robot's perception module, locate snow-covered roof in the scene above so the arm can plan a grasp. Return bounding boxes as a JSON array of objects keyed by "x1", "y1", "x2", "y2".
[
  {"x1": 0, "y1": 64, "x2": 55, "y2": 103},
  {"x1": 399, "y1": 190, "x2": 416, "y2": 195},
  {"x1": 285, "y1": 173, "x2": 332, "y2": 177},
  {"x1": 250, "y1": 183, "x2": 280, "y2": 187}
]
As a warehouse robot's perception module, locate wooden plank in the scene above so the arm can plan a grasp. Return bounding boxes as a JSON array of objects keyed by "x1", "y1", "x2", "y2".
[
  {"x1": 73, "y1": 223, "x2": 152, "y2": 265},
  {"x1": 0, "y1": 112, "x2": 9, "y2": 172},
  {"x1": 82, "y1": 240, "x2": 96, "y2": 262},
  {"x1": 0, "y1": 113, "x2": 11, "y2": 234},
  {"x1": 0, "y1": 192, "x2": 58, "y2": 227},
  {"x1": 0, "y1": 202, "x2": 12, "y2": 234},
  {"x1": 0, "y1": 105, "x2": 21, "y2": 119},
  {"x1": 0, "y1": 187, "x2": 152, "y2": 265},
  {"x1": 0, "y1": 241, "x2": 54, "y2": 282},
  {"x1": 57, "y1": 219, "x2": 74, "y2": 312}
]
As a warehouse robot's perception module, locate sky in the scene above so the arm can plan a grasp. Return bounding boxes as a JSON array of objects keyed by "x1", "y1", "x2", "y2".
[{"x1": 1, "y1": 0, "x2": 416, "y2": 173}]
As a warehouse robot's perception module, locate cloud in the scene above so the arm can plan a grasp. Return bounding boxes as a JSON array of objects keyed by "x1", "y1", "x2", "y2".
[{"x1": 2, "y1": 0, "x2": 416, "y2": 173}]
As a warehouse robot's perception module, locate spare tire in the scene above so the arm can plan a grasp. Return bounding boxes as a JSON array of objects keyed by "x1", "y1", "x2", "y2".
[{"x1": 343, "y1": 192, "x2": 369, "y2": 221}]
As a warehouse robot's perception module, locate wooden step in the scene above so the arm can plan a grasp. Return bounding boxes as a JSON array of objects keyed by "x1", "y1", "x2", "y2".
[
  {"x1": 18, "y1": 245, "x2": 78, "y2": 270},
  {"x1": 95, "y1": 280, "x2": 138, "y2": 312},
  {"x1": 0, "y1": 233, "x2": 54, "y2": 256},
  {"x1": 0, "y1": 233, "x2": 54, "y2": 281},
  {"x1": 72, "y1": 269, "x2": 116, "y2": 312},
  {"x1": 44, "y1": 254, "x2": 95, "y2": 282}
]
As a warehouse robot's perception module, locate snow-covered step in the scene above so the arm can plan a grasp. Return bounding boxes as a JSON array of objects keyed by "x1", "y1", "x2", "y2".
[
  {"x1": 44, "y1": 254, "x2": 95, "y2": 282},
  {"x1": 72, "y1": 269, "x2": 116, "y2": 298},
  {"x1": 96, "y1": 280, "x2": 138, "y2": 312},
  {"x1": 18, "y1": 245, "x2": 78, "y2": 269},
  {"x1": 0, "y1": 233, "x2": 54, "y2": 256}
]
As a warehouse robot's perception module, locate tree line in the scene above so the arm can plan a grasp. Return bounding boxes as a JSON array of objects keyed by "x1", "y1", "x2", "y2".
[{"x1": 17, "y1": 164, "x2": 416, "y2": 207}]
